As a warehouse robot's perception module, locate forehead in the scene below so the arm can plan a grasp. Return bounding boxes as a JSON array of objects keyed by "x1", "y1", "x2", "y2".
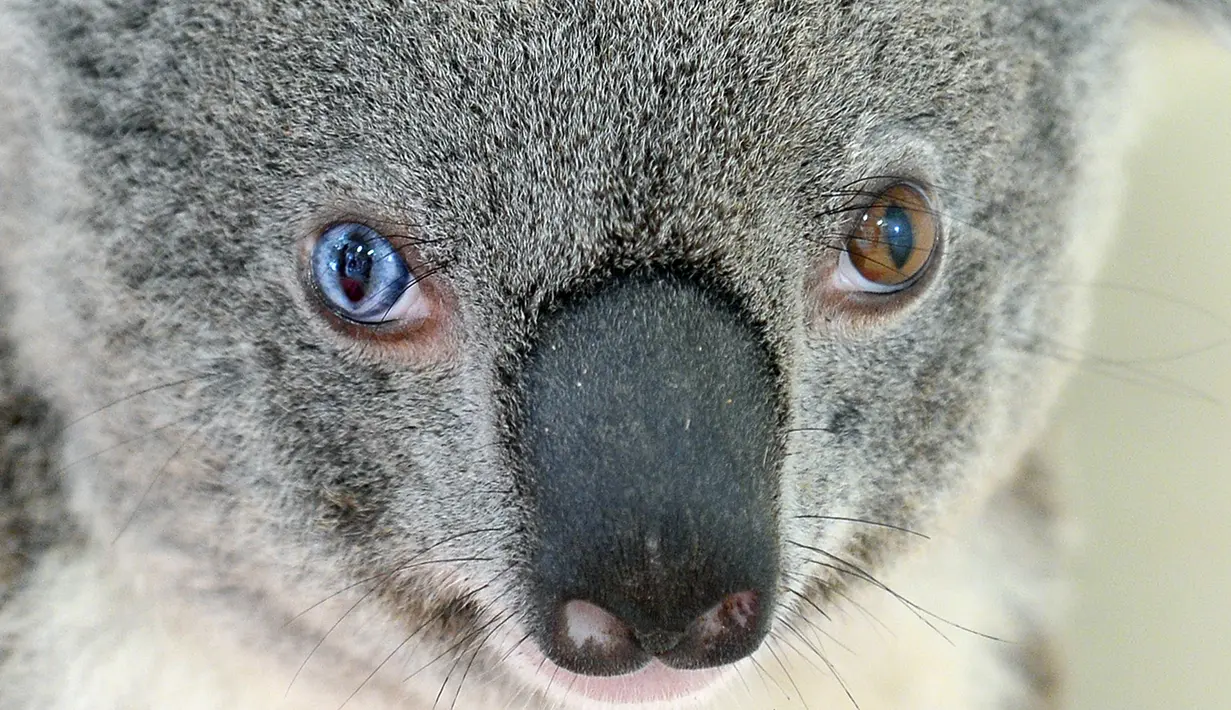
[
  {"x1": 49, "y1": 0, "x2": 1119, "y2": 180},
  {"x1": 216, "y1": 2, "x2": 1065, "y2": 165},
  {"x1": 209, "y1": 3, "x2": 1059, "y2": 227},
  {"x1": 45, "y1": 0, "x2": 1117, "y2": 299},
  {"x1": 56, "y1": 0, "x2": 1105, "y2": 200}
]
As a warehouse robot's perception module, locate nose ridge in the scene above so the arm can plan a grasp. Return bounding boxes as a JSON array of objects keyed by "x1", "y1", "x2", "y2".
[{"x1": 519, "y1": 272, "x2": 782, "y2": 677}]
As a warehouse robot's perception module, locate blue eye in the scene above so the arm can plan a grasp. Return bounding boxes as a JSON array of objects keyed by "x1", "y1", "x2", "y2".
[{"x1": 310, "y1": 223, "x2": 424, "y2": 324}]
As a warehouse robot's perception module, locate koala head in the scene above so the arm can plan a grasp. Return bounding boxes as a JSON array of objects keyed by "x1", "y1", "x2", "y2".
[{"x1": 1, "y1": 0, "x2": 1223, "y2": 707}]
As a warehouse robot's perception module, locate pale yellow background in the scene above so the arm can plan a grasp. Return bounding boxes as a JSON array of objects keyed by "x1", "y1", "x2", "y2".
[{"x1": 1054, "y1": 26, "x2": 1231, "y2": 710}]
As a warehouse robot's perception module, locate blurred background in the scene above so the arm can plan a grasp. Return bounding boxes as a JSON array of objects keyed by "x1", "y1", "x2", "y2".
[{"x1": 1053, "y1": 22, "x2": 1231, "y2": 710}]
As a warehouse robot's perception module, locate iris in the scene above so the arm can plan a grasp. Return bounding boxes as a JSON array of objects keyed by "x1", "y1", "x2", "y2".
[{"x1": 311, "y1": 223, "x2": 413, "y2": 323}]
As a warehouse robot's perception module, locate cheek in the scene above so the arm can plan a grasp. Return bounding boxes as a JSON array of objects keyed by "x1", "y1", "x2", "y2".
[{"x1": 791, "y1": 324, "x2": 994, "y2": 491}]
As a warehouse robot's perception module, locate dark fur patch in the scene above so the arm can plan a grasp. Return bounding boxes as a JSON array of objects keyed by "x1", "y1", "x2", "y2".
[
  {"x1": 1010, "y1": 632, "x2": 1063, "y2": 709},
  {"x1": 1000, "y1": 455, "x2": 1065, "y2": 710},
  {"x1": 0, "y1": 337, "x2": 70, "y2": 608}
]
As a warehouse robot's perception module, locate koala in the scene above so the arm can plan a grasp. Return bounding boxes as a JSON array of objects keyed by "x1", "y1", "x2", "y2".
[{"x1": 0, "y1": 1, "x2": 1227, "y2": 708}]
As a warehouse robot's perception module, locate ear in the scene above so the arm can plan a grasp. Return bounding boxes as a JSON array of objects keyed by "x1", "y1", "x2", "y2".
[{"x1": 1152, "y1": 0, "x2": 1231, "y2": 46}]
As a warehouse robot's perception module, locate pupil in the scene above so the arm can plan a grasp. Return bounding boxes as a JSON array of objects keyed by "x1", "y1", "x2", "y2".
[
  {"x1": 338, "y1": 238, "x2": 374, "y2": 303},
  {"x1": 881, "y1": 206, "x2": 915, "y2": 270}
]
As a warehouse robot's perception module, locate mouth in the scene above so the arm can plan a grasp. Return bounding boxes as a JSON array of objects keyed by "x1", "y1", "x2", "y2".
[{"x1": 514, "y1": 648, "x2": 726, "y2": 705}]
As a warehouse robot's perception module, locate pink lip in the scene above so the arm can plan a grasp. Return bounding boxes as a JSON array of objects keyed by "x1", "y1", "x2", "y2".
[{"x1": 516, "y1": 650, "x2": 723, "y2": 705}]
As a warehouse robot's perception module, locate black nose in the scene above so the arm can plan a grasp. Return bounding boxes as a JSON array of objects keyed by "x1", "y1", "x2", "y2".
[{"x1": 519, "y1": 273, "x2": 781, "y2": 676}]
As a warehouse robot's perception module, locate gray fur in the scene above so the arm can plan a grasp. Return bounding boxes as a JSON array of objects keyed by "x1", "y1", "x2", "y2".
[
  {"x1": 0, "y1": 1, "x2": 1223, "y2": 708},
  {"x1": 1164, "y1": 0, "x2": 1231, "y2": 25}
]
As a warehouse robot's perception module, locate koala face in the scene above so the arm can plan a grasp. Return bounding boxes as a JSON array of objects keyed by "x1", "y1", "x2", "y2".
[{"x1": 1, "y1": 0, "x2": 1207, "y2": 707}]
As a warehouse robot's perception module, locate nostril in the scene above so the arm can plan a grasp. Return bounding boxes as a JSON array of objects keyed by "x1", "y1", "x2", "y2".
[
  {"x1": 695, "y1": 590, "x2": 760, "y2": 640},
  {"x1": 658, "y1": 590, "x2": 765, "y2": 670},
  {"x1": 550, "y1": 600, "x2": 645, "y2": 676},
  {"x1": 561, "y1": 600, "x2": 629, "y2": 651},
  {"x1": 541, "y1": 588, "x2": 768, "y2": 678}
]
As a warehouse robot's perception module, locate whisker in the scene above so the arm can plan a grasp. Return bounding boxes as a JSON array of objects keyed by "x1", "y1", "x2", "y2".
[
  {"x1": 293, "y1": 554, "x2": 497, "y2": 632},
  {"x1": 779, "y1": 615, "x2": 842, "y2": 663},
  {"x1": 1064, "y1": 338, "x2": 1229, "y2": 367},
  {"x1": 447, "y1": 611, "x2": 515, "y2": 710},
  {"x1": 806, "y1": 556, "x2": 953, "y2": 645},
  {"x1": 776, "y1": 583, "x2": 853, "y2": 653},
  {"x1": 497, "y1": 630, "x2": 535, "y2": 666},
  {"x1": 431, "y1": 574, "x2": 520, "y2": 710},
  {"x1": 285, "y1": 526, "x2": 504, "y2": 625},
  {"x1": 341, "y1": 574, "x2": 505, "y2": 710},
  {"x1": 287, "y1": 579, "x2": 386, "y2": 697},
  {"x1": 1008, "y1": 332, "x2": 1222, "y2": 405},
  {"x1": 338, "y1": 630, "x2": 417, "y2": 710},
  {"x1": 61, "y1": 373, "x2": 222, "y2": 430},
  {"x1": 813, "y1": 578, "x2": 896, "y2": 638},
  {"x1": 112, "y1": 417, "x2": 210, "y2": 543},
  {"x1": 763, "y1": 634, "x2": 809, "y2": 709},
  {"x1": 404, "y1": 572, "x2": 518, "y2": 685},
  {"x1": 540, "y1": 656, "x2": 563, "y2": 702},
  {"x1": 731, "y1": 661, "x2": 756, "y2": 700},
  {"x1": 748, "y1": 655, "x2": 792, "y2": 701},
  {"x1": 295, "y1": 546, "x2": 503, "y2": 702},
  {"x1": 779, "y1": 579, "x2": 832, "y2": 622},
  {"x1": 792, "y1": 515, "x2": 929, "y2": 540},
  {"x1": 430, "y1": 626, "x2": 490, "y2": 710},
  {"x1": 791, "y1": 540, "x2": 1009, "y2": 644},
  {"x1": 54, "y1": 412, "x2": 200, "y2": 476},
  {"x1": 811, "y1": 639, "x2": 861, "y2": 710},
  {"x1": 1033, "y1": 278, "x2": 1231, "y2": 332}
]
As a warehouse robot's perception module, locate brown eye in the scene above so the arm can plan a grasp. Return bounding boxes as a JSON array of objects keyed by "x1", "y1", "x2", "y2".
[{"x1": 840, "y1": 183, "x2": 938, "y2": 293}]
